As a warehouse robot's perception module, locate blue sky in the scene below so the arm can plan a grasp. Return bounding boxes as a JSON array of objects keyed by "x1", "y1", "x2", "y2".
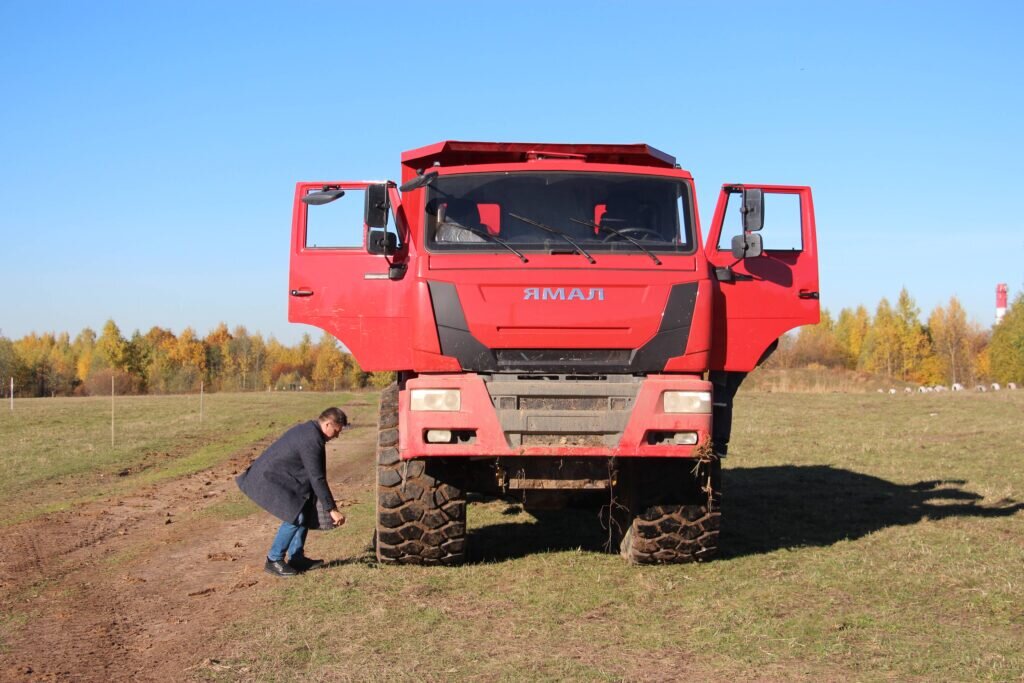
[{"x1": 1, "y1": 1, "x2": 1021, "y2": 344}]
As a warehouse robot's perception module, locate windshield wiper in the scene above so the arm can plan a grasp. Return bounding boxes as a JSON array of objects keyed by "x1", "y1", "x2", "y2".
[
  {"x1": 570, "y1": 218, "x2": 662, "y2": 265},
  {"x1": 508, "y1": 213, "x2": 596, "y2": 264},
  {"x1": 448, "y1": 225, "x2": 529, "y2": 263}
]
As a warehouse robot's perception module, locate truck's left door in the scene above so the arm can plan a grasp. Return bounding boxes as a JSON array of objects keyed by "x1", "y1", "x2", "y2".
[{"x1": 288, "y1": 181, "x2": 412, "y2": 370}]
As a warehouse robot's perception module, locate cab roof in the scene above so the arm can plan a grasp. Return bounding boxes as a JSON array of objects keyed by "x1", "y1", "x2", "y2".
[{"x1": 401, "y1": 140, "x2": 677, "y2": 170}]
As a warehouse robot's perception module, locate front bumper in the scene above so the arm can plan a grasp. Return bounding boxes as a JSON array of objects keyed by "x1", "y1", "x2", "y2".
[{"x1": 399, "y1": 373, "x2": 712, "y2": 459}]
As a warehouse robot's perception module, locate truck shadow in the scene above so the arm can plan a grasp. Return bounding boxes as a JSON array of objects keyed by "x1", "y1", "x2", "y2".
[
  {"x1": 466, "y1": 465, "x2": 1023, "y2": 564},
  {"x1": 720, "y1": 465, "x2": 1022, "y2": 558}
]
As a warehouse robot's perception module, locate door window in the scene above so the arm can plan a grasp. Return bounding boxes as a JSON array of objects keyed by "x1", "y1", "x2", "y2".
[
  {"x1": 305, "y1": 188, "x2": 366, "y2": 249},
  {"x1": 718, "y1": 190, "x2": 803, "y2": 252}
]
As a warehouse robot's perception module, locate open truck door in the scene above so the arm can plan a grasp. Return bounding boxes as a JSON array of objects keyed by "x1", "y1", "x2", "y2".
[
  {"x1": 705, "y1": 184, "x2": 819, "y2": 373},
  {"x1": 288, "y1": 181, "x2": 412, "y2": 370}
]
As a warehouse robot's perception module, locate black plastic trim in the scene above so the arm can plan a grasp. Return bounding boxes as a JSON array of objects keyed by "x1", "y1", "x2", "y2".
[
  {"x1": 629, "y1": 282, "x2": 697, "y2": 369},
  {"x1": 428, "y1": 280, "x2": 697, "y2": 374},
  {"x1": 428, "y1": 281, "x2": 497, "y2": 371}
]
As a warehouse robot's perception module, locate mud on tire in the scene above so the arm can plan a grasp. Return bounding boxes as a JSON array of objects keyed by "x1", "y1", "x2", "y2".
[
  {"x1": 614, "y1": 457, "x2": 720, "y2": 565},
  {"x1": 375, "y1": 383, "x2": 467, "y2": 565}
]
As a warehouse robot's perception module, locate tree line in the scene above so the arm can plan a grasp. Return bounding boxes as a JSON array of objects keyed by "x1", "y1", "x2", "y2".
[
  {"x1": 0, "y1": 322, "x2": 395, "y2": 398},
  {"x1": 769, "y1": 288, "x2": 1024, "y2": 385},
  {"x1": 2, "y1": 288, "x2": 1022, "y2": 397}
]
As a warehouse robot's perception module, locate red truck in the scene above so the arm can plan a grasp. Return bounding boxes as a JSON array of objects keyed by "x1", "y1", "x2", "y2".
[{"x1": 289, "y1": 141, "x2": 819, "y2": 564}]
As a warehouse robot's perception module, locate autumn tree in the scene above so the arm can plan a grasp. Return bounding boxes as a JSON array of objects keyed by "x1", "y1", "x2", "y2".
[
  {"x1": 311, "y1": 333, "x2": 346, "y2": 391},
  {"x1": 344, "y1": 354, "x2": 368, "y2": 389},
  {"x1": 779, "y1": 309, "x2": 845, "y2": 367},
  {"x1": 248, "y1": 332, "x2": 269, "y2": 390},
  {"x1": 988, "y1": 292, "x2": 1024, "y2": 383},
  {"x1": 151, "y1": 327, "x2": 206, "y2": 393},
  {"x1": 122, "y1": 330, "x2": 153, "y2": 392},
  {"x1": 12, "y1": 333, "x2": 53, "y2": 396},
  {"x1": 46, "y1": 332, "x2": 77, "y2": 395},
  {"x1": 833, "y1": 305, "x2": 870, "y2": 369},
  {"x1": 863, "y1": 298, "x2": 901, "y2": 377},
  {"x1": 367, "y1": 371, "x2": 397, "y2": 389},
  {"x1": 894, "y1": 288, "x2": 929, "y2": 381},
  {"x1": 203, "y1": 323, "x2": 232, "y2": 391},
  {"x1": 928, "y1": 296, "x2": 974, "y2": 385},
  {"x1": 95, "y1": 319, "x2": 128, "y2": 371},
  {"x1": 140, "y1": 327, "x2": 176, "y2": 393},
  {"x1": 0, "y1": 335, "x2": 22, "y2": 396},
  {"x1": 223, "y1": 326, "x2": 256, "y2": 391},
  {"x1": 72, "y1": 328, "x2": 97, "y2": 386}
]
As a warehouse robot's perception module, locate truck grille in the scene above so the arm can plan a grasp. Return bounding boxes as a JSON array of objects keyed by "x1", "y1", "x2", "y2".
[
  {"x1": 521, "y1": 434, "x2": 606, "y2": 447},
  {"x1": 495, "y1": 349, "x2": 631, "y2": 373},
  {"x1": 485, "y1": 376, "x2": 641, "y2": 449},
  {"x1": 519, "y1": 397, "x2": 609, "y2": 411}
]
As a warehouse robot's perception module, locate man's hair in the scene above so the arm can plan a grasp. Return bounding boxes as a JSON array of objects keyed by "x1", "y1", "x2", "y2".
[{"x1": 318, "y1": 407, "x2": 348, "y2": 427}]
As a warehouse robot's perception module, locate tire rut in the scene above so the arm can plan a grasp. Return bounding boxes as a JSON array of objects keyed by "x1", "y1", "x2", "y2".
[{"x1": 0, "y1": 433, "x2": 296, "y2": 682}]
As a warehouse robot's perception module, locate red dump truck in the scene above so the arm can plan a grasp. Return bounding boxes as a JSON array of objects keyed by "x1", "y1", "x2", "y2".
[{"x1": 289, "y1": 141, "x2": 819, "y2": 564}]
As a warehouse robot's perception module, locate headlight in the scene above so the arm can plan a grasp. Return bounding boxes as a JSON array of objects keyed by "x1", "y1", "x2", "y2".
[
  {"x1": 410, "y1": 389, "x2": 461, "y2": 411},
  {"x1": 663, "y1": 390, "x2": 712, "y2": 414}
]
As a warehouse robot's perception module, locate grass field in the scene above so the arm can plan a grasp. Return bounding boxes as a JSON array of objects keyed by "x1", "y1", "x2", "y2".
[
  {"x1": 1, "y1": 388, "x2": 1021, "y2": 681},
  {"x1": 0, "y1": 391, "x2": 375, "y2": 524}
]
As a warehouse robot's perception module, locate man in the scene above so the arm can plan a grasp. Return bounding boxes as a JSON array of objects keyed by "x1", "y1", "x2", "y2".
[{"x1": 236, "y1": 407, "x2": 348, "y2": 577}]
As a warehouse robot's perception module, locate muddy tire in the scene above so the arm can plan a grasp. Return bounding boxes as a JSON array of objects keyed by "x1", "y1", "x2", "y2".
[
  {"x1": 614, "y1": 457, "x2": 720, "y2": 565},
  {"x1": 375, "y1": 383, "x2": 467, "y2": 566}
]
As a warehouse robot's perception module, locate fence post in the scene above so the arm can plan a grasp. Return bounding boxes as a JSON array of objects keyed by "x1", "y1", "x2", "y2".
[
  {"x1": 111, "y1": 375, "x2": 115, "y2": 447},
  {"x1": 200, "y1": 381, "x2": 204, "y2": 424}
]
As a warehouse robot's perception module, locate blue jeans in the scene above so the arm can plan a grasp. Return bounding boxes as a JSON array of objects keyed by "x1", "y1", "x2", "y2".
[{"x1": 267, "y1": 511, "x2": 307, "y2": 562}]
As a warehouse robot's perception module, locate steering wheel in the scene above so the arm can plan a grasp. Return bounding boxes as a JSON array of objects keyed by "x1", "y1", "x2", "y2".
[{"x1": 601, "y1": 227, "x2": 663, "y2": 243}]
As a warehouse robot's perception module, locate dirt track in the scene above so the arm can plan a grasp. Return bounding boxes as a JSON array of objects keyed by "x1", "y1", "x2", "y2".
[{"x1": 0, "y1": 437, "x2": 371, "y2": 682}]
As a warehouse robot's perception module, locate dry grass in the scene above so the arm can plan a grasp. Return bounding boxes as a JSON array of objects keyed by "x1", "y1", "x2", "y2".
[
  {"x1": 202, "y1": 390, "x2": 1022, "y2": 682},
  {"x1": 2, "y1": 388, "x2": 1021, "y2": 680},
  {"x1": 0, "y1": 391, "x2": 368, "y2": 524}
]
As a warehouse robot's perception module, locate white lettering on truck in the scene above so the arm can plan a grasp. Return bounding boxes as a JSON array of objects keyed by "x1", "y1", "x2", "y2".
[{"x1": 523, "y1": 288, "x2": 605, "y2": 301}]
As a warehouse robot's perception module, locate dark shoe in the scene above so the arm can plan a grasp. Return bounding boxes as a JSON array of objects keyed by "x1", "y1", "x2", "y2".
[
  {"x1": 264, "y1": 558, "x2": 298, "y2": 577},
  {"x1": 288, "y1": 556, "x2": 325, "y2": 572}
]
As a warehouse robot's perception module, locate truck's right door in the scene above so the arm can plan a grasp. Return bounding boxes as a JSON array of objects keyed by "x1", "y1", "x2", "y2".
[{"x1": 704, "y1": 184, "x2": 820, "y2": 372}]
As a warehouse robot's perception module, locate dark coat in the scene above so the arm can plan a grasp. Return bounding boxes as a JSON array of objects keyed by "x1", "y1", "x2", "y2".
[{"x1": 236, "y1": 421, "x2": 337, "y2": 530}]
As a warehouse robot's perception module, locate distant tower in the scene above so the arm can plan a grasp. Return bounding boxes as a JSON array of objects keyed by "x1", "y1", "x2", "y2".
[{"x1": 996, "y1": 283, "x2": 1008, "y2": 324}]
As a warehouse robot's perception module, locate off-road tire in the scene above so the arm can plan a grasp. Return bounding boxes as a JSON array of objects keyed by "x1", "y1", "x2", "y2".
[
  {"x1": 375, "y1": 383, "x2": 467, "y2": 565},
  {"x1": 615, "y1": 458, "x2": 720, "y2": 565}
]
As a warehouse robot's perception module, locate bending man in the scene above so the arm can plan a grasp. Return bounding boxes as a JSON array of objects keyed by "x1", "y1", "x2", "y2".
[{"x1": 236, "y1": 407, "x2": 348, "y2": 577}]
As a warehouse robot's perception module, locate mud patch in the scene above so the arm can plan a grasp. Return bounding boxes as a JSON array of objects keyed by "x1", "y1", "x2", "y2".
[{"x1": 0, "y1": 434, "x2": 371, "y2": 681}]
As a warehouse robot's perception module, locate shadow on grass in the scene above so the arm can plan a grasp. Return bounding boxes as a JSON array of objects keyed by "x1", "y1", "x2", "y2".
[
  {"x1": 721, "y1": 465, "x2": 1023, "y2": 558},
  {"x1": 465, "y1": 466, "x2": 1023, "y2": 563},
  {"x1": 321, "y1": 552, "x2": 377, "y2": 570},
  {"x1": 467, "y1": 504, "x2": 609, "y2": 563}
]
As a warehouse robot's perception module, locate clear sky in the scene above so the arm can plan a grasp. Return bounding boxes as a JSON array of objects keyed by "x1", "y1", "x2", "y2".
[{"x1": 2, "y1": 1, "x2": 1022, "y2": 344}]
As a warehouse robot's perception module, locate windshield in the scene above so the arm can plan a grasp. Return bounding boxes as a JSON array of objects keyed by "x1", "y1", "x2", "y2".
[{"x1": 424, "y1": 172, "x2": 693, "y2": 255}]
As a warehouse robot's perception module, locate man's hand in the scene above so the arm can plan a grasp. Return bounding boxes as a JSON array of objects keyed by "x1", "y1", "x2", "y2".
[{"x1": 329, "y1": 509, "x2": 345, "y2": 527}]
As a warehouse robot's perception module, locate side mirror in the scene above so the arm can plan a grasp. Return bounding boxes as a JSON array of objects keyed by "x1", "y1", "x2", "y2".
[
  {"x1": 365, "y1": 184, "x2": 390, "y2": 228},
  {"x1": 368, "y1": 229, "x2": 397, "y2": 255},
  {"x1": 399, "y1": 169, "x2": 438, "y2": 192},
  {"x1": 731, "y1": 232, "x2": 763, "y2": 259},
  {"x1": 741, "y1": 188, "x2": 764, "y2": 231},
  {"x1": 302, "y1": 188, "x2": 345, "y2": 206}
]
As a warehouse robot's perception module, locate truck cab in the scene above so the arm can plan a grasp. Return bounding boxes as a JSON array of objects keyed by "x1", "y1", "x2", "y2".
[{"x1": 288, "y1": 141, "x2": 819, "y2": 564}]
